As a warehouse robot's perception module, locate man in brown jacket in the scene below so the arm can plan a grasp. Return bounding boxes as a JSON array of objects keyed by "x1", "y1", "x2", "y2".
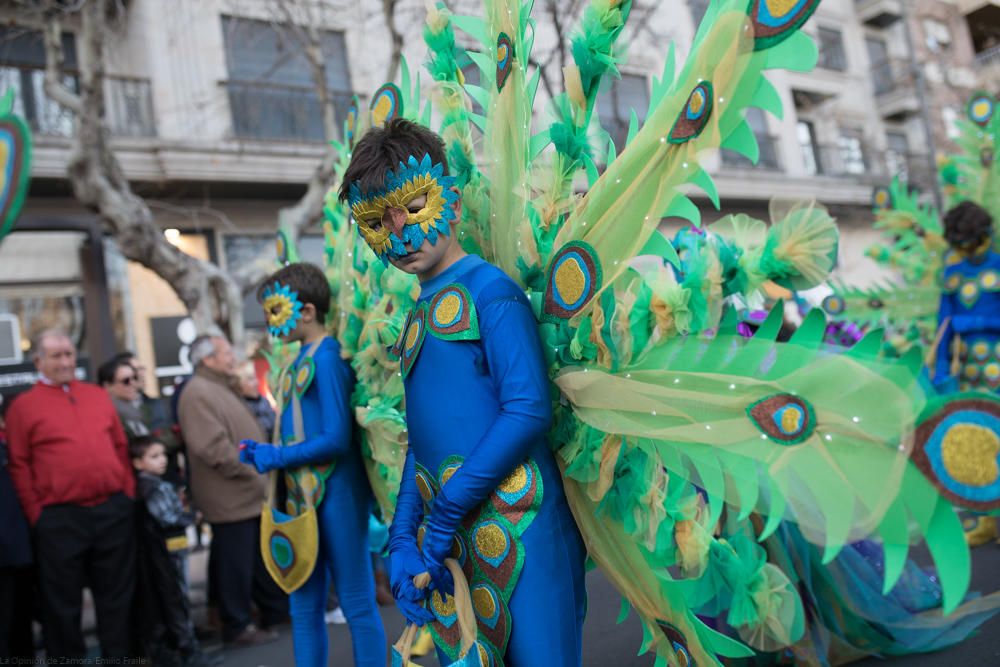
[{"x1": 177, "y1": 334, "x2": 287, "y2": 646}]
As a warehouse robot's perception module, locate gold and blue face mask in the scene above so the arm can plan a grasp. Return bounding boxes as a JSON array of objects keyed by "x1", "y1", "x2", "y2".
[
  {"x1": 348, "y1": 154, "x2": 459, "y2": 264},
  {"x1": 261, "y1": 281, "x2": 304, "y2": 338}
]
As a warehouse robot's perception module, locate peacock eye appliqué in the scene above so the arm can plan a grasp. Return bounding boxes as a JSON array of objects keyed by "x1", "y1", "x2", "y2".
[
  {"x1": 747, "y1": 393, "x2": 817, "y2": 445},
  {"x1": 369, "y1": 82, "x2": 402, "y2": 128}
]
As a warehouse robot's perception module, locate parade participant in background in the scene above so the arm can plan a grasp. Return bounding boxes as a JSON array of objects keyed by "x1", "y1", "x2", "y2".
[
  {"x1": 341, "y1": 119, "x2": 587, "y2": 664},
  {"x1": 177, "y1": 334, "x2": 287, "y2": 647},
  {"x1": 6, "y1": 329, "x2": 136, "y2": 660},
  {"x1": 240, "y1": 262, "x2": 386, "y2": 667},
  {"x1": 131, "y1": 435, "x2": 220, "y2": 667},
  {"x1": 930, "y1": 201, "x2": 1000, "y2": 546}
]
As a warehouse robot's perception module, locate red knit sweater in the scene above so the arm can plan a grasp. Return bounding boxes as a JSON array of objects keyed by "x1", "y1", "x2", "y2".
[{"x1": 6, "y1": 381, "x2": 135, "y2": 524}]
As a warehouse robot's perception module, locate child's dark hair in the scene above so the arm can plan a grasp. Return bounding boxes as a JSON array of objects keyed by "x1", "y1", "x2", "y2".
[
  {"x1": 944, "y1": 201, "x2": 993, "y2": 249},
  {"x1": 338, "y1": 119, "x2": 449, "y2": 200},
  {"x1": 129, "y1": 435, "x2": 164, "y2": 461},
  {"x1": 258, "y1": 262, "x2": 332, "y2": 324}
]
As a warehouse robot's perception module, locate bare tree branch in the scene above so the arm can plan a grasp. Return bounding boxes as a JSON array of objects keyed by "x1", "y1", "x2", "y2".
[
  {"x1": 41, "y1": 12, "x2": 81, "y2": 113},
  {"x1": 38, "y1": 0, "x2": 244, "y2": 341},
  {"x1": 382, "y1": 0, "x2": 404, "y2": 82}
]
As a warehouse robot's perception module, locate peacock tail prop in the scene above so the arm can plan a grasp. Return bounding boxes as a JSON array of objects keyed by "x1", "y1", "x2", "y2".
[
  {"x1": 0, "y1": 90, "x2": 32, "y2": 247},
  {"x1": 306, "y1": 1, "x2": 1000, "y2": 664},
  {"x1": 944, "y1": 91, "x2": 999, "y2": 223}
]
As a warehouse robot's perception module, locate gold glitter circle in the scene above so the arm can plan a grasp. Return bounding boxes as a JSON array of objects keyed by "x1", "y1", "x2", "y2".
[
  {"x1": 404, "y1": 320, "x2": 421, "y2": 351},
  {"x1": 475, "y1": 523, "x2": 507, "y2": 560},
  {"x1": 764, "y1": 0, "x2": 800, "y2": 17},
  {"x1": 554, "y1": 258, "x2": 587, "y2": 305},
  {"x1": 472, "y1": 587, "x2": 497, "y2": 619},
  {"x1": 942, "y1": 424, "x2": 1000, "y2": 487},
  {"x1": 497, "y1": 464, "x2": 528, "y2": 494},
  {"x1": 435, "y1": 293, "x2": 461, "y2": 325},
  {"x1": 780, "y1": 407, "x2": 803, "y2": 434},
  {"x1": 416, "y1": 474, "x2": 434, "y2": 503},
  {"x1": 440, "y1": 465, "x2": 459, "y2": 487},
  {"x1": 431, "y1": 591, "x2": 456, "y2": 617}
]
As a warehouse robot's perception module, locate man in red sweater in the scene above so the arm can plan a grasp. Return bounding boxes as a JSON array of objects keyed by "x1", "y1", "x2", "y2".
[{"x1": 6, "y1": 329, "x2": 136, "y2": 660}]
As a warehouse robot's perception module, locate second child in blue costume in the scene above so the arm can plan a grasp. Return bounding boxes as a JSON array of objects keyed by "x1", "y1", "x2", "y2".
[
  {"x1": 340, "y1": 119, "x2": 587, "y2": 665},
  {"x1": 930, "y1": 201, "x2": 1000, "y2": 546},
  {"x1": 239, "y1": 262, "x2": 386, "y2": 667}
]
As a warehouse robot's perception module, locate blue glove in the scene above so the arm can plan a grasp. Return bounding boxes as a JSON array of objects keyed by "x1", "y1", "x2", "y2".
[
  {"x1": 419, "y1": 530, "x2": 455, "y2": 597},
  {"x1": 389, "y1": 542, "x2": 434, "y2": 626},
  {"x1": 239, "y1": 439, "x2": 283, "y2": 473},
  {"x1": 238, "y1": 439, "x2": 257, "y2": 466}
]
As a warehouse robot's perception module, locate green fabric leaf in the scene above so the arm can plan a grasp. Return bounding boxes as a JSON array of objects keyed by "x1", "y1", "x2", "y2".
[{"x1": 721, "y1": 121, "x2": 759, "y2": 163}]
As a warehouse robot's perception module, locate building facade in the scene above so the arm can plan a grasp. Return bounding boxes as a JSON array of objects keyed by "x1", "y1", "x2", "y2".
[{"x1": 0, "y1": 0, "x2": 996, "y2": 395}]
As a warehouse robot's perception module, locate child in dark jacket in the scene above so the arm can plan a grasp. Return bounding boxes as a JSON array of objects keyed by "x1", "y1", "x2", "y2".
[{"x1": 131, "y1": 436, "x2": 220, "y2": 667}]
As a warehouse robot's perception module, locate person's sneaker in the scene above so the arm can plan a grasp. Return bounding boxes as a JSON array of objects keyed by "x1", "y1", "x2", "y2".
[
  {"x1": 324, "y1": 607, "x2": 347, "y2": 625},
  {"x1": 180, "y1": 649, "x2": 224, "y2": 666},
  {"x1": 224, "y1": 624, "x2": 279, "y2": 647}
]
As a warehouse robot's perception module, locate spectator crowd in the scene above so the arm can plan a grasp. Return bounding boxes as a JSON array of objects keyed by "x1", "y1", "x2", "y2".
[{"x1": 0, "y1": 329, "x2": 293, "y2": 665}]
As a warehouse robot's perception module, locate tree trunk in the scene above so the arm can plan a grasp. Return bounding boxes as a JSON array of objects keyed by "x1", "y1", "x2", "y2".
[{"x1": 41, "y1": 0, "x2": 245, "y2": 344}]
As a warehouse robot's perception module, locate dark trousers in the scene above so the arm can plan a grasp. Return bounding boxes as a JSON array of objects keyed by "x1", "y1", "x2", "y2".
[
  {"x1": 0, "y1": 565, "x2": 35, "y2": 659},
  {"x1": 34, "y1": 493, "x2": 136, "y2": 659},
  {"x1": 208, "y1": 517, "x2": 288, "y2": 640}
]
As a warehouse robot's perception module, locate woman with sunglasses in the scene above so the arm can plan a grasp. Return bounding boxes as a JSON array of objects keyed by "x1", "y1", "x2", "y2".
[{"x1": 99, "y1": 356, "x2": 151, "y2": 442}]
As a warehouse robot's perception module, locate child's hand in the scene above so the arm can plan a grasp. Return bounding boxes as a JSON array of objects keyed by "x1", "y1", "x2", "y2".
[
  {"x1": 238, "y1": 439, "x2": 258, "y2": 467},
  {"x1": 250, "y1": 444, "x2": 285, "y2": 473}
]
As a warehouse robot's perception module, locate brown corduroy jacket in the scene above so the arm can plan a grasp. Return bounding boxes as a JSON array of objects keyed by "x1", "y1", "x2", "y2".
[{"x1": 177, "y1": 366, "x2": 266, "y2": 523}]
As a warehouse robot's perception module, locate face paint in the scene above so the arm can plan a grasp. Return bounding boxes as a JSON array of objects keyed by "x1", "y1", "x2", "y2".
[
  {"x1": 261, "y1": 281, "x2": 304, "y2": 338},
  {"x1": 348, "y1": 154, "x2": 459, "y2": 264}
]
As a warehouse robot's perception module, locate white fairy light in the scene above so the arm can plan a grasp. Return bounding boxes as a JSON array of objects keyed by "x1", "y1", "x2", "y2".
[
  {"x1": 852, "y1": 416, "x2": 860, "y2": 423},
  {"x1": 705, "y1": 425, "x2": 712, "y2": 430},
  {"x1": 729, "y1": 383, "x2": 736, "y2": 390},
  {"x1": 825, "y1": 434, "x2": 833, "y2": 442},
  {"x1": 761, "y1": 434, "x2": 768, "y2": 440}
]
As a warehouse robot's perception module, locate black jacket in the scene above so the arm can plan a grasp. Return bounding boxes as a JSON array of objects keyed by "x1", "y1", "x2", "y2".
[
  {"x1": 0, "y1": 437, "x2": 31, "y2": 568},
  {"x1": 134, "y1": 471, "x2": 196, "y2": 654}
]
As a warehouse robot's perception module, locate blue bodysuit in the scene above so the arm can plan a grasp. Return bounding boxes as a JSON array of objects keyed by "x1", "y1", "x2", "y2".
[
  {"x1": 249, "y1": 337, "x2": 387, "y2": 667},
  {"x1": 389, "y1": 254, "x2": 587, "y2": 666},
  {"x1": 933, "y1": 249, "x2": 1000, "y2": 393}
]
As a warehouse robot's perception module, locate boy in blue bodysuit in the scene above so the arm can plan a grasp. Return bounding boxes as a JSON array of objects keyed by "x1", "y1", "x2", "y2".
[
  {"x1": 339, "y1": 119, "x2": 587, "y2": 665},
  {"x1": 930, "y1": 201, "x2": 1000, "y2": 546},
  {"x1": 239, "y1": 262, "x2": 387, "y2": 666}
]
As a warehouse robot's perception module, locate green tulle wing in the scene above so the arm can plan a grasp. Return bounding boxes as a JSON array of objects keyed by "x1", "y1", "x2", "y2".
[
  {"x1": 452, "y1": 0, "x2": 541, "y2": 280},
  {"x1": 556, "y1": 307, "x2": 979, "y2": 615},
  {"x1": 423, "y1": 3, "x2": 492, "y2": 258},
  {"x1": 548, "y1": 0, "x2": 820, "y2": 323}
]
